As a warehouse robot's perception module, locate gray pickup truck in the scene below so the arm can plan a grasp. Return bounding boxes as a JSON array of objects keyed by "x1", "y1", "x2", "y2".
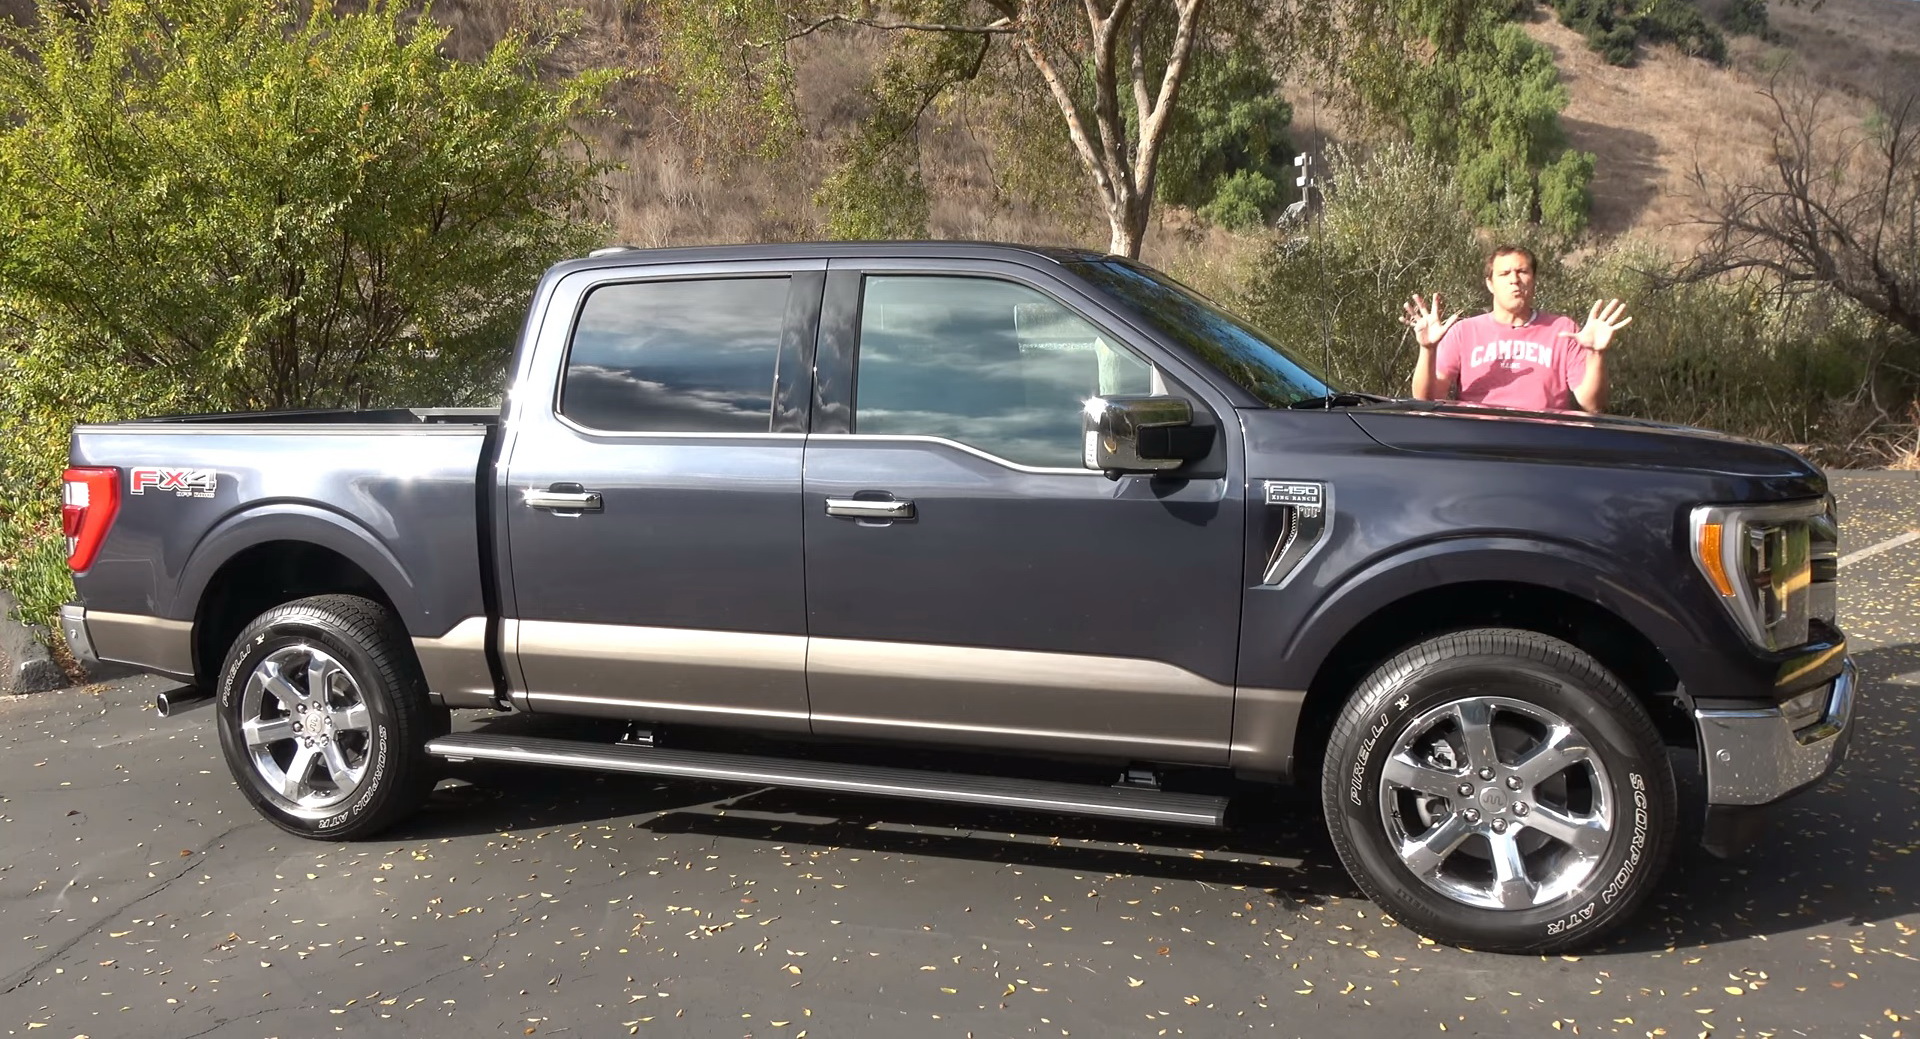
[{"x1": 58, "y1": 242, "x2": 1854, "y2": 952}]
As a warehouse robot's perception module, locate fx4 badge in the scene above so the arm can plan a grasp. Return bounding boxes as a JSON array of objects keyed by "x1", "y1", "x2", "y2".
[{"x1": 130, "y1": 467, "x2": 218, "y2": 498}]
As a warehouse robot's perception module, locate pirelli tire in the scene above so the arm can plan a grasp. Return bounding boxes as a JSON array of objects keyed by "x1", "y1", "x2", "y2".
[
  {"x1": 214, "y1": 595, "x2": 448, "y2": 840},
  {"x1": 1321, "y1": 628, "x2": 1676, "y2": 953}
]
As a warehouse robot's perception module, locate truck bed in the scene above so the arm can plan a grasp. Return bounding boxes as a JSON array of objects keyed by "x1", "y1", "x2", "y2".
[{"x1": 68, "y1": 412, "x2": 498, "y2": 676}]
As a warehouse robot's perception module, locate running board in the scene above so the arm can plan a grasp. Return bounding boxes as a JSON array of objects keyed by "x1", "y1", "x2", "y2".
[{"x1": 425, "y1": 733, "x2": 1229, "y2": 828}]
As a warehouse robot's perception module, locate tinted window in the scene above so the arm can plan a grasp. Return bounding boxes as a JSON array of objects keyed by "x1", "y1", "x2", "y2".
[
  {"x1": 854, "y1": 276, "x2": 1158, "y2": 468},
  {"x1": 561, "y1": 277, "x2": 790, "y2": 432},
  {"x1": 1066, "y1": 259, "x2": 1335, "y2": 406}
]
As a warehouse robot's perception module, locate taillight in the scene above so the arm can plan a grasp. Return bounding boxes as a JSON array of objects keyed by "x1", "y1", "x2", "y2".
[{"x1": 61, "y1": 467, "x2": 120, "y2": 572}]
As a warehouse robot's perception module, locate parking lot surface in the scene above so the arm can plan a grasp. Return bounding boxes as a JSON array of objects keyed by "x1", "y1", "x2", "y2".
[{"x1": 2, "y1": 472, "x2": 1916, "y2": 1038}]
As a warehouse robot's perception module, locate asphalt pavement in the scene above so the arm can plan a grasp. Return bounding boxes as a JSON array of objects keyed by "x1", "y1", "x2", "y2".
[{"x1": 1, "y1": 472, "x2": 1915, "y2": 1039}]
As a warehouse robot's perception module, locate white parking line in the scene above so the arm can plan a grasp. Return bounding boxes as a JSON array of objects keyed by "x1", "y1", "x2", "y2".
[{"x1": 1838, "y1": 529, "x2": 1920, "y2": 569}]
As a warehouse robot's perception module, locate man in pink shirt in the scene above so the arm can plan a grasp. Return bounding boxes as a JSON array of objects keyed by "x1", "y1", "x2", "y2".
[{"x1": 1402, "y1": 245, "x2": 1632, "y2": 413}]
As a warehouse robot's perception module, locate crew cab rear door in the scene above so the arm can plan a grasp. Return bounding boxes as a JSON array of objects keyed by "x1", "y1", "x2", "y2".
[
  {"x1": 800, "y1": 257, "x2": 1245, "y2": 763},
  {"x1": 498, "y1": 259, "x2": 824, "y2": 730}
]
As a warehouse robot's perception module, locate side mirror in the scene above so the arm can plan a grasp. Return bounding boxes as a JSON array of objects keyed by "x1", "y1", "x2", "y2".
[{"x1": 1081, "y1": 396, "x2": 1214, "y2": 477}]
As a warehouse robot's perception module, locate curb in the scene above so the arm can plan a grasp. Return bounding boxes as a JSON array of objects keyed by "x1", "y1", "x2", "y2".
[
  {"x1": 0, "y1": 589, "x2": 146, "y2": 695},
  {"x1": 0, "y1": 589, "x2": 66, "y2": 695},
  {"x1": 1829, "y1": 468, "x2": 1919, "y2": 482}
]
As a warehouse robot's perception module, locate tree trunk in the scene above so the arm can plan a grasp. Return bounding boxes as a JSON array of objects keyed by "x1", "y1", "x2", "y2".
[{"x1": 1014, "y1": 0, "x2": 1205, "y2": 261}]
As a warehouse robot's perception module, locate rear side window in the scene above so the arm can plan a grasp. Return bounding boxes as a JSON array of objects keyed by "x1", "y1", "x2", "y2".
[{"x1": 561, "y1": 277, "x2": 791, "y2": 433}]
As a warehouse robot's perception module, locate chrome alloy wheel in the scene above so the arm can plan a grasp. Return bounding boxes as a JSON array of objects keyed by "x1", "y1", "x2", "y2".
[
  {"x1": 1378, "y1": 696, "x2": 1613, "y2": 911},
  {"x1": 240, "y1": 644, "x2": 375, "y2": 810}
]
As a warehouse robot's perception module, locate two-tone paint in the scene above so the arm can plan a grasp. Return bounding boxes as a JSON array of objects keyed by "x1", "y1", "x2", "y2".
[{"x1": 65, "y1": 242, "x2": 1846, "y2": 800}]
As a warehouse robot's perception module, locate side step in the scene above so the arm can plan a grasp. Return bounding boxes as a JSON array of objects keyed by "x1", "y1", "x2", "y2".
[{"x1": 425, "y1": 733, "x2": 1229, "y2": 828}]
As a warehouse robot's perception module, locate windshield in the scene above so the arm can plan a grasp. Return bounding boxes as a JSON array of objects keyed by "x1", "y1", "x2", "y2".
[{"x1": 1066, "y1": 258, "x2": 1338, "y2": 407}]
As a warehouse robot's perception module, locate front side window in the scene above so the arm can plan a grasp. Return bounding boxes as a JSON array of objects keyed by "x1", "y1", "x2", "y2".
[
  {"x1": 852, "y1": 276, "x2": 1160, "y2": 468},
  {"x1": 561, "y1": 277, "x2": 790, "y2": 433}
]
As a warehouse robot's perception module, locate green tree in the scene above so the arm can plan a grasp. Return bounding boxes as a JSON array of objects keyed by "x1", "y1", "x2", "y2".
[
  {"x1": 1149, "y1": 44, "x2": 1294, "y2": 230},
  {"x1": 0, "y1": 0, "x2": 618, "y2": 634},
  {"x1": 1308, "y1": 0, "x2": 1594, "y2": 234},
  {"x1": 658, "y1": 0, "x2": 1274, "y2": 258},
  {"x1": 0, "y1": 0, "x2": 617, "y2": 415}
]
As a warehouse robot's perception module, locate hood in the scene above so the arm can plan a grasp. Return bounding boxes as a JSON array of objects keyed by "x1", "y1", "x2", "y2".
[{"x1": 1339, "y1": 401, "x2": 1824, "y2": 495}]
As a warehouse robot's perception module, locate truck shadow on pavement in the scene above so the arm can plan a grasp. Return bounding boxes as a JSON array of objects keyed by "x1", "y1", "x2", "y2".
[{"x1": 395, "y1": 641, "x2": 1920, "y2": 950}]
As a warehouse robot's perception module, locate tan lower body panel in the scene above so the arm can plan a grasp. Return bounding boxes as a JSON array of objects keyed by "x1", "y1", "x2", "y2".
[
  {"x1": 1227, "y1": 686, "x2": 1308, "y2": 777},
  {"x1": 807, "y1": 638, "x2": 1235, "y2": 764},
  {"x1": 85, "y1": 612, "x2": 194, "y2": 678},
  {"x1": 412, "y1": 617, "x2": 497, "y2": 708},
  {"x1": 510, "y1": 620, "x2": 811, "y2": 732}
]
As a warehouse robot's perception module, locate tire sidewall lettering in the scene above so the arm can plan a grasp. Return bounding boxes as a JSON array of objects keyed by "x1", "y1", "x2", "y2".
[
  {"x1": 1349, "y1": 710, "x2": 1395, "y2": 808},
  {"x1": 1545, "y1": 772, "x2": 1646, "y2": 937},
  {"x1": 314, "y1": 722, "x2": 390, "y2": 830}
]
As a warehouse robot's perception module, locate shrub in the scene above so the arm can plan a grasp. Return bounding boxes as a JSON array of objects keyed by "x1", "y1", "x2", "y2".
[{"x1": 0, "y1": 0, "x2": 618, "y2": 636}]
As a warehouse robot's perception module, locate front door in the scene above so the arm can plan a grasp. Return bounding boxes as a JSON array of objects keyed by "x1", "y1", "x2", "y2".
[
  {"x1": 802, "y1": 263, "x2": 1245, "y2": 763},
  {"x1": 502, "y1": 262, "x2": 822, "y2": 731}
]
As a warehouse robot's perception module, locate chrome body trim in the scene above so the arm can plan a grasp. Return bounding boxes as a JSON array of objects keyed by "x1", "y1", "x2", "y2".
[
  {"x1": 807, "y1": 433, "x2": 1100, "y2": 476},
  {"x1": 824, "y1": 497, "x2": 916, "y2": 519},
  {"x1": 1695, "y1": 656, "x2": 1856, "y2": 806},
  {"x1": 83, "y1": 611, "x2": 194, "y2": 678},
  {"x1": 511, "y1": 620, "x2": 810, "y2": 732},
  {"x1": 548, "y1": 412, "x2": 807, "y2": 441},
  {"x1": 523, "y1": 490, "x2": 603, "y2": 512},
  {"x1": 411, "y1": 617, "x2": 498, "y2": 709}
]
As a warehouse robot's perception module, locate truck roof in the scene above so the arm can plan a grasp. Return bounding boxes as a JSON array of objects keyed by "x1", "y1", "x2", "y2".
[{"x1": 547, "y1": 240, "x2": 1115, "y2": 277}]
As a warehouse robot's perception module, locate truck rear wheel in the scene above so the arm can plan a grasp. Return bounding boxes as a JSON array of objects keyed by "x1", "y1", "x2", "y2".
[
  {"x1": 214, "y1": 595, "x2": 445, "y2": 840},
  {"x1": 1321, "y1": 628, "x2": 1675, "y2": 953}
]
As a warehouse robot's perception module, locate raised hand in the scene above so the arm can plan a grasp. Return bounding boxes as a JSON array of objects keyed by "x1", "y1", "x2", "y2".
[
  {"x1": 1561, "y1": 298, "x2": 1633, "y2": 353},
  {"x1": 1401, "y1": 292, "x2": 1461, "y2": 349}
]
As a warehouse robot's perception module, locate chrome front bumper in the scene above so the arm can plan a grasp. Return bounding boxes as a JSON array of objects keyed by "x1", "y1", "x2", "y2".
[{"x1": 1695, "y1": 657, "x2": 1857, "y2": 806}]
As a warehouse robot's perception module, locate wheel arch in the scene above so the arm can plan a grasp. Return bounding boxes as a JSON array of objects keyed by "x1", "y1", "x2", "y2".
[
  {"x1": 1290, "y1": 578, "x2": 1688, "y2": 789},
  {"x1": 187, "y1": 514, "x2": 412, "y2": 683}
]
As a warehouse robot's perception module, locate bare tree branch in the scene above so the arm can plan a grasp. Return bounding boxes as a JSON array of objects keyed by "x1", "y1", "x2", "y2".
[
  {"x1": 779, "y1": 13, "x2": 1016, "y2": 44},
  {"x1": 1685, "y1": 73, "x2": 1920, "y2": 340}
]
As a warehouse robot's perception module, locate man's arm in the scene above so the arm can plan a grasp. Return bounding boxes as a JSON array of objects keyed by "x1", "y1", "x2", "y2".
[
  {"x1": 1571, "y1": 348, "x2": 1607, "y2": 413},
  {"x1": 1412, "y1": 344, "x2": 1455, "y2": 401}
]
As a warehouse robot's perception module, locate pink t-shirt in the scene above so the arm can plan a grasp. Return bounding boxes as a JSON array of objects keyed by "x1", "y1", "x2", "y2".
[{"x1": 1435, "y1": 312, "x2": 1590, "y2": 412}]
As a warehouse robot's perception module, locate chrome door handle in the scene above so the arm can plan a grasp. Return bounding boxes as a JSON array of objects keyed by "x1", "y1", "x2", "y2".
[
  {"x1": 525, "y1": 490, "x2": 603, "y2": 512},
  {"x1": 825, "y1": 497, "x2": 915, "y2": 520}
]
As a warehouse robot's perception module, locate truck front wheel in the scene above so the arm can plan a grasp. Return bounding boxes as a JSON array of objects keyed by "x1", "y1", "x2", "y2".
[
  {"x1": 214, "y1": 595, "x2": 445, "y2": 840},
  {"x1": 1321, "y1": 628, "x2": 1675, "y2": 953}
]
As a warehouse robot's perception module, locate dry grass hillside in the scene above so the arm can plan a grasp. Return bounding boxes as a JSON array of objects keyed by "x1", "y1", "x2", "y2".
[
  {"x1": 1, "y1": 0, "x2": 1916, "y2": 273},
  {"x1": 1535, "y1": 0, "x2": 1920, "y2": 255}
]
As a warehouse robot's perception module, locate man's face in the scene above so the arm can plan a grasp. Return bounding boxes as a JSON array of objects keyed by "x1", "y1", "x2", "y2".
[{"x1": 1485, "y1": 254, "x2": 1536, "y2": 314}]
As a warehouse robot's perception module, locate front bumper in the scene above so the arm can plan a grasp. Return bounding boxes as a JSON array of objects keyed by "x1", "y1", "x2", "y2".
[{"x1": 1696, "y1": 654, "x2": 1856, "y2": 807}]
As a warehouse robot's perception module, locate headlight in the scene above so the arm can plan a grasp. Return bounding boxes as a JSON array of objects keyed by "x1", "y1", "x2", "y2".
[{"x1": 1690, "y1": 498, "x2": 1833, "y2": 651}]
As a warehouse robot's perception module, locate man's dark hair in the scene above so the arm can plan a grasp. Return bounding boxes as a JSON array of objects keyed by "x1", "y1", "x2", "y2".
[{"x1": 1484, "y1": 245, "x2": 1536, "y2": 279}]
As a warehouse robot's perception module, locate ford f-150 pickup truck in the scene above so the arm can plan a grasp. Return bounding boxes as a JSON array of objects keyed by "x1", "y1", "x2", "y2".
[{"x1": 57, "y1": 241, "x2": 1855, "y2": 952}]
